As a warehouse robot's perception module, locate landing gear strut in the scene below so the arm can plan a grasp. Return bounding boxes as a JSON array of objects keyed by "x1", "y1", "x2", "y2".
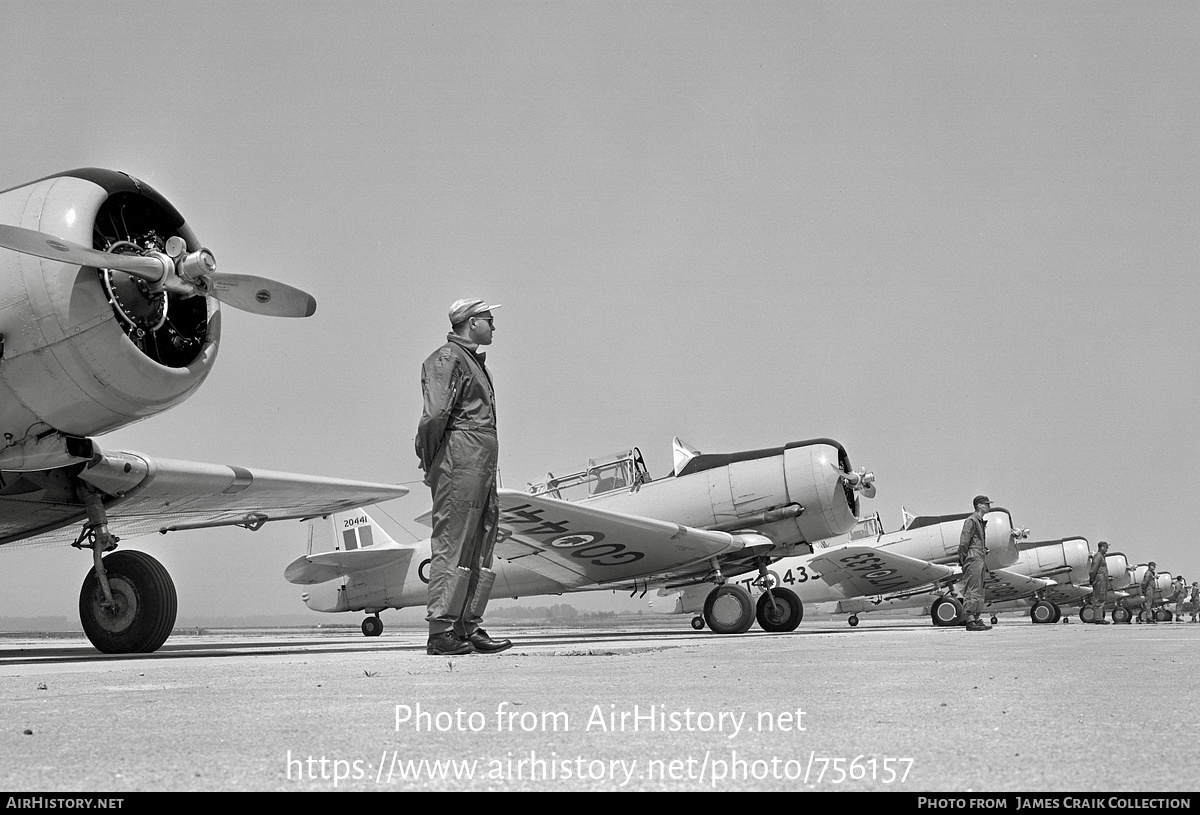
[
  {"x1": 74, "y1": 483, "x2": 177, "y2": 653},
  {"x1": 751, "y1": 558, "x2": 802, "y2": 633}
]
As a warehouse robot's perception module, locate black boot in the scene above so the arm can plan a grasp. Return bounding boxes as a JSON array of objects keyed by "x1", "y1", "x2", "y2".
[
  {"x1": 467, "y1": 628, "x2": 512, "y2": 653},
  {"x1": 427, "y1": 631, "x2": 474, "y2": 656}
]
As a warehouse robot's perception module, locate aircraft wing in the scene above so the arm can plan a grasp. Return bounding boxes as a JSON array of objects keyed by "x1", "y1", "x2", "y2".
[
  {"x1": 0, "y1": 449, "x2": 407, "y2": 548},
  {"x1": 494, "y1": 488, "x2": 747, "y2": 589},
  {"x1": 808, "y1": 545, "x2": 958, "y2": 597},
  {"x1": 981, "y1": 568, "x2": 1057, "y2": 605},
  {"x1": 1039, "y1": 582, "x2": 1092, "y2": 605}
]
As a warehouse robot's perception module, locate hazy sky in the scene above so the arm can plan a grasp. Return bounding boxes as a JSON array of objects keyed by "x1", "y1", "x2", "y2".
[{"x1": 1, "y1": 2, "x2": 1197, "y2": 623}]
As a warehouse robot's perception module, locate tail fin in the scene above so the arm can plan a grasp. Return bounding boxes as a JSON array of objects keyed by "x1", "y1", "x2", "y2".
[{"x1": 285, "y1": 508, "x2": 407, "y2": 585}]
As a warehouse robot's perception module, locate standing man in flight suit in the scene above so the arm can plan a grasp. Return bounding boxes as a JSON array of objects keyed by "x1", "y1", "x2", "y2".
[
  {"x1": 1089, "y1": 541, "x2": 1112, "y2": 624},
  {"x1": 416, "y1": 297, "x2": 512, "y2": 656},
  {"x1": 1140, "y1": 561, "x2": 1159, "y2": 624},
  {"x1": 958, "y1": 495, "x2": 993, "y2": 632}
]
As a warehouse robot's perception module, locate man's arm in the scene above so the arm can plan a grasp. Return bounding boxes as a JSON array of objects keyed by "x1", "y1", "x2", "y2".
[
  {"x1": 415, "y1": 352, "x2": 462, "y2": 474},
  {"x1": 957, "y1": 518, "x2": 974, "y2": 566}
]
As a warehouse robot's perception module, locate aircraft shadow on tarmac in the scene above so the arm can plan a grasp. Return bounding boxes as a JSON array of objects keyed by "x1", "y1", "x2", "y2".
[{"x1": 0, "y1": 622, "x2": 935, "y2": 666}]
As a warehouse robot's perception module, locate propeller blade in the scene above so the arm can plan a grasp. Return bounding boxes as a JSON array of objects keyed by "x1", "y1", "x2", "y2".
[
  {"x1": 206, "y1": 274, "x2": 317, "y2": 318},
  {"x1": 0, "y1": 224, "x2": 166, "y2": 281}
]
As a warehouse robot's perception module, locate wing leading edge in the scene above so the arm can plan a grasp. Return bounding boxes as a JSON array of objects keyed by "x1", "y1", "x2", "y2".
[{"x1": 0, "y1": 449, "x2": 407, "y2": 548}]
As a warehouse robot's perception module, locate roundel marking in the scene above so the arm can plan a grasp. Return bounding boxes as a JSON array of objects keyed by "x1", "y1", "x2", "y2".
[{"x1": 548, "y1": 532, "x2": 603, "y2": 548}]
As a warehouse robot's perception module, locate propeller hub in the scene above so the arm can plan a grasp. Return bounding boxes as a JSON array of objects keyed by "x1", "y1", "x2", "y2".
[{"x1": 176, "y1": 249, "x2": 216, "y2": 284}]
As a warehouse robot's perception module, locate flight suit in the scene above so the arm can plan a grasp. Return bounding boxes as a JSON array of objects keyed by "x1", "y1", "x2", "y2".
[
  {"x1": 958, "y1": 511, "x2": 988, "y2": 617},
  {"x1": 416, "y1": 333, "x2": 500, "y2": 638},
  {"x1": 1089, "y1": 552, "x2": 1110, "y2": 620},
  {"x1": 1140, "y1": 568, "x2": 1158, "y2": 623}
]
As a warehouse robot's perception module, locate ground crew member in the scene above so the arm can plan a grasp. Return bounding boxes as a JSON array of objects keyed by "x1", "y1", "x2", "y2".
[
  {"x1": 1172, "y1": 576, "x2": 1187, "y2": 622},
  {"x1": 1089, "y1": 541, "x2": 1111, "y2": 624},
  {"x1": 415, "y1": 297, "x2": 512, "y2": 656},
  {"x1": 1140, "y1": 562, "x2": 1159, "y2": 624},
  {"x1": 958, "y1": 495, "x2": 993, "y2": 631},
  {"x1": 1189, "y1": 582, "x2": 1199, "y2": 623}
]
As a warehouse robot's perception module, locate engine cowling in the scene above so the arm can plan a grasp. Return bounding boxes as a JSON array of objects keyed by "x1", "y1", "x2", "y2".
[
  {"x1": 980, "y1": 508, "x2": 1021, "y2": 571},
  {"x1": 1017, "y1": 536, "x2": 1092, "y2": 583},
  {"x1": 0, "y1": 169, "x2": 219, "y2": 459},
  {"x1": 1105, "y1": 552, "x2": 1131, "y2": 590}
]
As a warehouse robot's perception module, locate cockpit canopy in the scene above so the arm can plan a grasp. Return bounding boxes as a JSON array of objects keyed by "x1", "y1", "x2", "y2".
[
  {"x1": 527, "y1": 448, "x2": 651, "y2": 500},
  {"x1": 849, "y1": 513, "x2": 884, "y2": 541}
]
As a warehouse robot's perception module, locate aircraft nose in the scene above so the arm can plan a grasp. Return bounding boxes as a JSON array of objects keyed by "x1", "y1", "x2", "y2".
[
  {"x1": 781, "y1": 440, "x2": 862, "y2": 543},
  {"x1": 982, "y1": 509, "x2": 1019, "y2": 570}
]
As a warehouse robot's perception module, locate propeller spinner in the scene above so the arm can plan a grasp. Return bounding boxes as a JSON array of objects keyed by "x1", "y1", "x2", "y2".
[{"x1": 0, "y1": 224, "x2": 316, "y2": 318}]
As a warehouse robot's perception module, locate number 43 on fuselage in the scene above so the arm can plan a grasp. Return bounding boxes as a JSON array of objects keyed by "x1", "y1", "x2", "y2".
[{"x1": 286, "y1": 437, "x2": 877, "y2": 636}]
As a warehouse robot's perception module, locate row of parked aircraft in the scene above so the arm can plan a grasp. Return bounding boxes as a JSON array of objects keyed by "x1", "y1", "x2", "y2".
[
  {"x1": 0, "y1": 169, "x2": 1177, "y2": 653},
  {"x1": 287, "y1": 439, "x2": 1182, "y2": 636}
]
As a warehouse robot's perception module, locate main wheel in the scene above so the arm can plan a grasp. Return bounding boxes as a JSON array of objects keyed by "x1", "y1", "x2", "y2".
[
  {"x1": 1112, "y1": 606, "x2": 1131, "y2": 624},
  {"x1": 79, "y1": 550, "x2": 177, "y2": 654},
  {"x1": 1050, "y1": 602, "x2": 1063, "y2": 623},
  {"x1": 703, "y1": 585, "x2": 755, "y2": 634},
  {"x1": 362, "y1": 616, "x2": 384, "y2": 637},
  {"x1": 755, "y1": 587, "x2": 803, "y2": 632},
  {"x1": 930, "y1": 596, "x2": 964, "y2": 626},
  {"x1": 1030, "y1": 600, "x2": 1057, "y2": 624},
  {"x1": 848, "y1": 615, "x2": 860, "y2": 627},
  {"x1": 1080, "y1": 605, "x2": 1097, "y2": 623}
]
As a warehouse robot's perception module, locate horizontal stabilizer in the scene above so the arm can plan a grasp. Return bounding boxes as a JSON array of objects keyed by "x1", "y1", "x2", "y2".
[{"x1": 284, "y1": 546, "x2": 408, "y2": 585}]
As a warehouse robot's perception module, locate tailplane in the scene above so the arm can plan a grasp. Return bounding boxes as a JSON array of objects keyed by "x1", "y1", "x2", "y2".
[{"x1": 285, "y1": 508, "x2": 408, "y2": 585}]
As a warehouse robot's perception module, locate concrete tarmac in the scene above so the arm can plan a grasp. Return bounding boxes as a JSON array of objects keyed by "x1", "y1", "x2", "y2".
[{"x1": 0, "y1": 616, "x2": 1197, "y2": 792}]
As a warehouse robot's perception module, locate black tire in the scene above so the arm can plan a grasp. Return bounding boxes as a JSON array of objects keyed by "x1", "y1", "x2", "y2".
[
  {"x1": 1030, "y1": 600, "x2": 1056, "y2": 624},
  {"x1": 362, "y1": 616, "x2": 383, "y2": 637},
  {"x1": 930, "y1": 596, "x2": 964, "y2": 627},
  {"x1": 1112, "y1": 606, "x2": 1131, "y2": 624},
  {"x1": 690, "y1": 616, "x2": 706, "y2": 631},
  {"x1": 848, "y1": 615, "x2": 859, "y2": 627},
  {"x1": 703, "y1": 585, "x2": 755, "y2": 634},
  {"x1": 1050, "y1": 603, "x2": 1062, "y2": 623},
  {"x1": 1080, "y1": 605, "x2": 1097, "y2": 623},
  {"x1": 79, "y1": 550, "x2": 177, "y2": 654},
  {"x1": 755, "y1": 587, "x2": 803, "y2": 632},
  {"x1": 990, "y1": 616, "x2": 998, "y2": 625}
]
